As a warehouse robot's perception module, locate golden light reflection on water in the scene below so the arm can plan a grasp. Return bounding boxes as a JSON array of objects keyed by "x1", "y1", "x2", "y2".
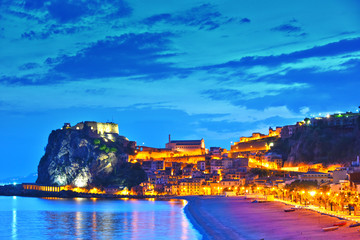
[
  {"x1": 91, "y1": 211, "x2": 97, "y2": 239},
  {"x1": 12, "y1": 210, "x2": 17, "y2": 240},
  {"x1": 75, "y1": 211, "x2": 84, "y2": 237},
  {"x1": 4, "y1": 197, "x2": 200, "y2": 240},
  {"x1": 132, "y1": 209, "x2": 139, "y2": 239},
  {"x1": 41, "y1": 197, "x2": 61, "y2": 200}
]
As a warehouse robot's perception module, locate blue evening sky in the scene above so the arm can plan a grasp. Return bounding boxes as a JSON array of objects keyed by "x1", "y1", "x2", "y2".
[{"x1": 1, "y1": 0, "x2": 360, "y2": 178}]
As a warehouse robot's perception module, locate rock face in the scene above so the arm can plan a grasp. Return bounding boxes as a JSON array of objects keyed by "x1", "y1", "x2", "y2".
[
  {"x1": 36, "y1": 123, "x2": 146, "y2": 188},
  {"x1": 271, "y1": 118, "x2": 360, "y2": 166}
]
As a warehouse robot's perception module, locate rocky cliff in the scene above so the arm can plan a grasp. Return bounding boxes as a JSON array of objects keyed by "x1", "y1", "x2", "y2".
[
  {"x1": 36, "y1": 126, "x2": 146, "y2": 188},
  {"x1": 271, "y1": 118, "x2": 360, "y2": 166}
]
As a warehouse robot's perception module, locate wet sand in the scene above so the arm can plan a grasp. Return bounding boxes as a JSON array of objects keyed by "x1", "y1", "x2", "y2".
[{"x1": 183, "y1": 196, "x2": 360, "y2": 240}]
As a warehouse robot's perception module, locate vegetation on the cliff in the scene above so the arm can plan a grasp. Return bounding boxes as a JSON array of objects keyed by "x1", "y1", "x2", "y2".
[{"x1": 93, "y1": 162, "x2": 147, "y2": 189}]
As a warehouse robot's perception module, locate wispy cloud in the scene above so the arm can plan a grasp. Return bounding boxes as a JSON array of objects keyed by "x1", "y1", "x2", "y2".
[
  {"x1": 200, "y1": 37, "x2": 360, "y2": 71},
  {"x1": 142, "y1": 3, "x2": 249, "y2": 31},
  {"x1": 53, "y1": 32, "x2": 177, "y2": 79}
]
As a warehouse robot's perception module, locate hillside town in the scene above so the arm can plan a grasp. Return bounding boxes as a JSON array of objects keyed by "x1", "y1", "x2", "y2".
[{"x1": 6, "y1": 110, "x2": 360, "y2": 220}]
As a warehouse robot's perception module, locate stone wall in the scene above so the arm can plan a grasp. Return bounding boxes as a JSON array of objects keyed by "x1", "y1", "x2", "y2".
[{"x1": 72, "y1": 121, "x2": 119, "y2": 135}]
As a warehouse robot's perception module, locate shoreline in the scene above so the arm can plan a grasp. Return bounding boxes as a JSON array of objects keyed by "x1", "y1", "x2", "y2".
[
  {"x1": 182, "y1": 199, "x2": 210, "y2": 240},
  {"x1": 3, "y1": 188, "x2": 360, "y2": 239},
  {"x1": 178, "y1": 196, "x2": 360, "y2": 240},
  {"x1": 0, "y1": 184, "x2": 167, "y2": 199}
]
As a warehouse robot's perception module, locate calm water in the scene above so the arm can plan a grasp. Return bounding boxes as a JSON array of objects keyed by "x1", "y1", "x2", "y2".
[{"x1": 0, "y1": 196, "x2": 201, "y2": 240}]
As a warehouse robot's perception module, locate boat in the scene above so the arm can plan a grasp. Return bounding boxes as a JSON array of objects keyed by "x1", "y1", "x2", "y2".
[
  {"x1": 284, "y1": 208, "x2": 295, "y2": 212},
  {"x1": 349, "y1": 223, "x2": 360, "y2": 228},
  {"x1": 322, "y1": 226, "x2": 339, "y2": 232},
  {"x1": 333, "y1": 221, "x2": 346, "y2": 227}
]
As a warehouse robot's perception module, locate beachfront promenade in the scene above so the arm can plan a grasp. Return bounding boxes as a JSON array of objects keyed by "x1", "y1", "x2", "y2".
[
  {"x1": 275, "y1": 198, "x2": 360, "y2": 223},
  {"x1": 184, "y1": 196, "x2": 360, "y2": 240}
]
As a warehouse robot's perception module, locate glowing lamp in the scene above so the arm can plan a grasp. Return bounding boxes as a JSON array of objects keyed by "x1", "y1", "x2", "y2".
[{"x1": 309, "y1": 191, "x2": 316, "y2": 197}]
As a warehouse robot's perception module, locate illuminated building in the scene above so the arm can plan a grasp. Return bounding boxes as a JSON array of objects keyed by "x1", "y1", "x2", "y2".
[
  {"x1": 263, "y1": 153, "x2": 283, "y2": 169},
  {"x1": 299, "y1": 171, "x2": 331, "y2": 184},
  {"x1": 71, "y1": 121, "x2": 119, "y2": 135},
  {"x1": 332, "y1": 169, "x2": 348, "y2": 184},
  {"x1": 280, "y1": 125, "x2": 297, "y2": 138},
  {"x1": 61, "y1": 121, "x2": 125, "y2": 143},
  {"x1": 210, "y1": 159, "x2": 223, "y2": 174},
  {"x1": 165, "y1": 135, "x2": 206, "y2": 155},
  {"x1": 197, "y1": 161, "x2": 206, "y2": 171},
  {"x1": 310, "y1": 112, "x2": 360, "y2": 127},
  {"x1": 238, "y1": 127, "x2": 282, "y2": 143},
  {"x1": 22, "y1": 183, "x2": 62, "y2": 192},
  {"x1": 131, "y1": 145, "x2": 206, "y2": 164},
  {"x1": 220, "y1": 179, "x2": 245, "y2": 188},
  {"x1": 179, "y1": 178, "x2": 205, "y2": 195}
]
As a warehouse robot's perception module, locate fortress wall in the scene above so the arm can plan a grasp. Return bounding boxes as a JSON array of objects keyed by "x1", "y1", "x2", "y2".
[
  {"x1": 96, "y1": 122, "x2": 119, "y2": 135},
  {"x1": 231, "y1": 141, "x2": 268, "y2": 152},
  {"x1": 71, "y1": 122, "x2": 119, "y2": 135}
]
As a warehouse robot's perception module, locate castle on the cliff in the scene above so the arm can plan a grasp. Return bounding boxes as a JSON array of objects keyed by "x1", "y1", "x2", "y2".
[{"x1": 62, "y1": 121, "x2": 120, "y2": 141}]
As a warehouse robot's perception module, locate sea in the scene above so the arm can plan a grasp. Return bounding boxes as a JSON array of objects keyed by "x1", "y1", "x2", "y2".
[{"x1": 0, "y1": 196, "x2": 201, "y2": 240}]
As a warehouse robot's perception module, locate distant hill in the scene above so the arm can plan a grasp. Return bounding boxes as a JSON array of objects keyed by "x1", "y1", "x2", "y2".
[{"x1": 0, "y1": 173, "x2": 37, "y2": 185}]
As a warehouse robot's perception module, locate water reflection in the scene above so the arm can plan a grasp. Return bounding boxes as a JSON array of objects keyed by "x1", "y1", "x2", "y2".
[
  {"x1": 91, "y1": 212, "x2": 97, "y2": 239},
  {"x1": 12, "y1": 210, "x2": 17, "y2": 240},
  {"x1": 0, "y1": 197, "x2": 200, "y2": 240}
]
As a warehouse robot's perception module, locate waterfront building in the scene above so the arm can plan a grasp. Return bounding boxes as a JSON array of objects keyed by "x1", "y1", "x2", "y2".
[
  {"x1": 299, "y1": 171, "x2": 331, "y2": 184},
  {"x1": 179, "y1": 178, "x2": 205, "y2": 195},
  {"x1": 22, "y1": 183, "x2": 62, "y2": 192},
  {"x1": 332, "y1": 169, "x2": 348, "y2": 183},
  {"x1": 220, "y1": 179, "x2": 245, "y2": 188}
]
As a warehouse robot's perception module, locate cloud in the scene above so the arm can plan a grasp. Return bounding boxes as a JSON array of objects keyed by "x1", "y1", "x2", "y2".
[
  {"x1": 13, "y1": 0, "x2": 132, "y2": 24},
  {"x1": 51, "y1": 32, "x2": 177, "y2": 79},
  {"x1": 240, "y1": 18, "x2": 251, "y2": 23},
  {"x1": 201, "y1": 37, "x2": 360, "y2": 70},
  {"x1": 0, "y1": 73, "x2": 65, "y2": 85},
  {"x1": 270, "y1": 19, "x2": 306, "y2": 37},
  {"x1": 84, "y1": 88, "x2": 107, "y2": 95},
  {"x1": 1, "y1": 32, "x2": 179, "y2": 86},
  {"x1": 0, "y1": 27, "x2": 4, "y2": 38},
  {"x1": 202, "y1": 81, "x2": 308, "y2": 103},
  {"x1": 23, "y1": 0, "x2": 47, "y2": 10},
  {"x1": 300, "y1": 106, "x2": 310, "y2": 114},
  {"x1": 21, "y1": 25, "x2": 89, "y2": 40},
  {"x1": 142, "y1": 4, "x2": 248, "y2": 31},
  {"x1": 19, "y1": 62, "x2": 40, "y2": 70},
  {"x1": 231, "y1": 59, "x2": 360, "y2": 113},
  {"x1": 271, "y1": 24, "x2": 301, "y2": 33},
  {"x1": 48, "y1": 0, "x2": 132, "y2": 23}
]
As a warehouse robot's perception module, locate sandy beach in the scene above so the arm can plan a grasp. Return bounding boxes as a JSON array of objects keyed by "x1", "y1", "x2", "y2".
[{"x1": 183, "y1": 196, "x2": 360, "y2": 240}]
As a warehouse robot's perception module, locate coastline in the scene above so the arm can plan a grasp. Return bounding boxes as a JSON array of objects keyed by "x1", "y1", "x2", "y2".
[
  {"x1": 181, "y1": 196, "x2": 247, "y2": 240},
  {"x1": 179, "y1": 196, "x2": 360, "y2": 240},
  {"x1": 182, "y1": 199, "x2": 210, "y2": 240},
  {"x1": 4, "y1": 185, "x2": 360, "y2": 240}
]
